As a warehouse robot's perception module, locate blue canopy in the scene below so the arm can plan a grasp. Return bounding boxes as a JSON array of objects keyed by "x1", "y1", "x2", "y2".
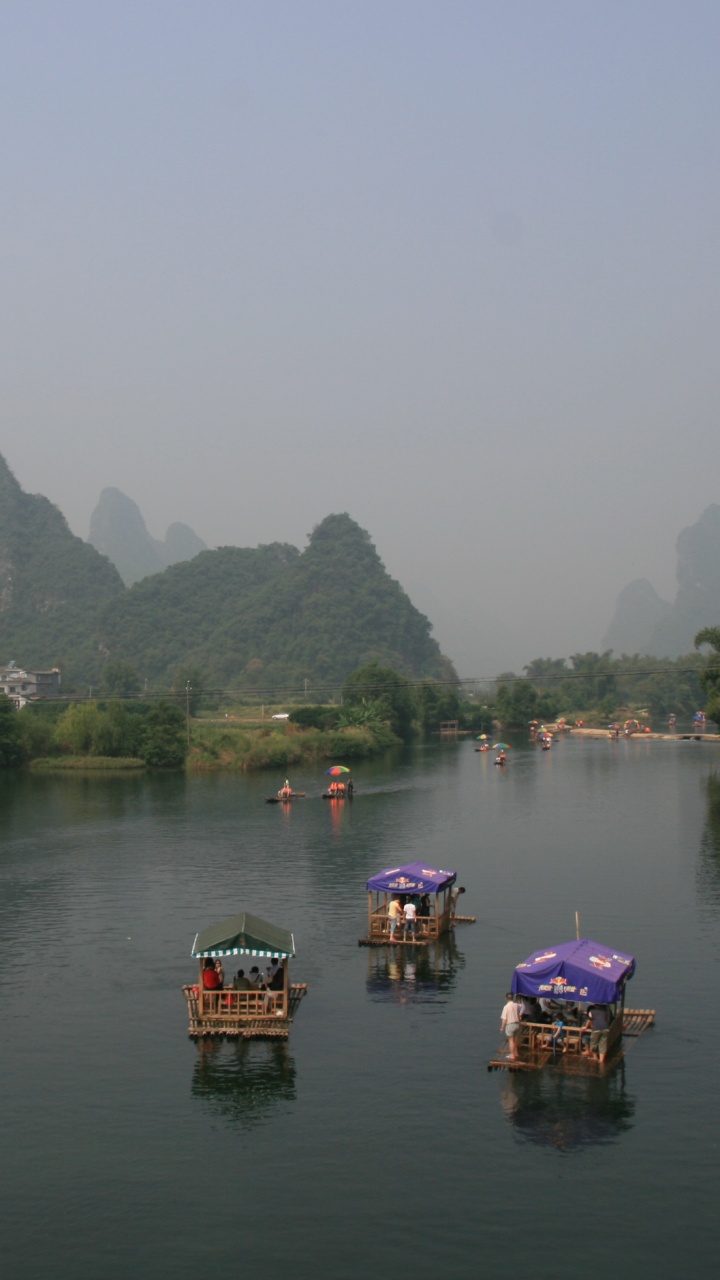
[
  {"x1": 511, "y1": 939, "x2": 635, "y2": 1005},
  {"x1": 366, "y1": 861, "x2": 456, "y2": 894}
]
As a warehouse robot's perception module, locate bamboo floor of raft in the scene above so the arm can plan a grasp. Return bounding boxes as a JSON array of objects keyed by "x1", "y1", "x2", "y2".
[
  {"x1": 487, "y1": 1008, "x2": 655, "y2": 1075},
  {"x1": 358, "y1": 916, "x2": 476, "y2": 947},
  {"x1": 189, "y1": 1022, "x2": 292, "y2": 1040}
]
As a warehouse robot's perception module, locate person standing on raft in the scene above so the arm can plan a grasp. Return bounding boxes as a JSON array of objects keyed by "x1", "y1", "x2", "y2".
[{"x1": 500, "y1": 992, "x2": 523, "y2": 1061}]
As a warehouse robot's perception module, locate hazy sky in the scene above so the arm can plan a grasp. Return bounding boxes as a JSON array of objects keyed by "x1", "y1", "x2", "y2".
[{"x1": 3, "y1": 2, "x2": 720, "y2": 675}]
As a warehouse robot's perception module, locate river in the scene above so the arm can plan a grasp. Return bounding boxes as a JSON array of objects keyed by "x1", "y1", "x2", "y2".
[{"x1": 0, "y1": 734, "x2": 719, "y2": 1278}]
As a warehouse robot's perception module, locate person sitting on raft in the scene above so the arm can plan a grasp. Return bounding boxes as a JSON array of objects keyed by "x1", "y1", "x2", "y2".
[
  {"x1": 278, "y1": 780, "x2": 292, "y2": 799},
  {"x1": 202, "y1": 958, "x2": 222, "y2": 990}
]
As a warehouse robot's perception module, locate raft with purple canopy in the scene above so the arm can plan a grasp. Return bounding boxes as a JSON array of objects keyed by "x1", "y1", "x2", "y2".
[
  {"x1": 488, "y1": 936, "x2": 654, "y2": 1074},
  {"x1": 360, "y1": 860, "x2": 474, "y2": 946}
]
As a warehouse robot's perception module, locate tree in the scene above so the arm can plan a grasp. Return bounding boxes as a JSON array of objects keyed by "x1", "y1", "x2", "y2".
[
  {"x1": 53, "y1": 701, "x2": 141, "y2": 757},
  {"x1": 495, "y1": 680, "x2": 558, "y2": 727},
  {"x1": 695, "y1": 627, "x2": 720, "y2": 726},
  {"x1": 336, "y1": 699, "x2": 386, "y2": 730},
  {"x1": 103, "y1": 660, "x2": 141, "y2": 696},
  {"x1": 140, "y1": 701, "x2": 186, "y2": 768},
  {"x1": 289, "y1": 705, "x2": 341, "y2": 730},
  {"x1": 567, "y1": 651, "x2": 616, "y2": 705},
  {"x1": 415, "y1": 680, "x2": 461, "y2": 732},
  {"x1": 0, "y1": 693, "x2": 22, "y2": 767},
  {"x1": 341, "y1": 662, "x2": 416, "y2": 739}
]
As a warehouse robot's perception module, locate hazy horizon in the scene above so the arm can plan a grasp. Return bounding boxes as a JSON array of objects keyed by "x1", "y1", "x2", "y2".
[{"x1": 4, "y1": 3, "x2": 719, "y2": 674}]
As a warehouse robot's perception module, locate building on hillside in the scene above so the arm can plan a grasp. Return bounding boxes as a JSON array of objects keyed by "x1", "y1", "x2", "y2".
[{"x1": 0, "y1": 663, "x2": 61, "y2": 708}]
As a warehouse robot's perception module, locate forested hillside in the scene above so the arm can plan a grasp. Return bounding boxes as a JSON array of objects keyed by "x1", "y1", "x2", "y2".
[
  {"x1": 98, "y1": 513, "x2": 453, "y2": 691},
  {"x1": 0, "y1": 454, "x2": 124, "y2": 684}
]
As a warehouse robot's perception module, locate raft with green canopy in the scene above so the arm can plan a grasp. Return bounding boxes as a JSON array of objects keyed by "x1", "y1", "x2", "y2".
[{"x1": 183, "y1": 910, "x2": 307, "y2": 1040}]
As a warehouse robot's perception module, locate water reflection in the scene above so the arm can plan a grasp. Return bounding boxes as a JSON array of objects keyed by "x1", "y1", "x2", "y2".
[
  {"x1": 191, "y1": 1040, "x2": 297, "y2": 1128},
  {"x1": 365, "y1": 935, "x2": 465, "y2": 1004},
  {"x1": 498, "y1": 1064, "x2": 635, "y2": 1151},
  {"x1": 698, "y1": 774, "x2": 720, "y2": 907}
]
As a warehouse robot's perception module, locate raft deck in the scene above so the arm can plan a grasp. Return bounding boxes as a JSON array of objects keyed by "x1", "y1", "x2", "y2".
[
  {"x1": 487, "y1": 1008, "x2": 655, "y2": 1075},
  {"x1": 358, "y1": 915, "x2": 476, "y2": 947}
]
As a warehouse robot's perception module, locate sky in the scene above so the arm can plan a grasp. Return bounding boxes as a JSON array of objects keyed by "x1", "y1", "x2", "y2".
[{"x1": 2, "y1": 1, "x2": 720, "y2": 676}]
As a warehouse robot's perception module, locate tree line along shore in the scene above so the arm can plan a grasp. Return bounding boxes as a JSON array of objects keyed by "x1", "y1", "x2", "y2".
[{"x1": 3, "y1": 645, "x2": 720, "y2": 772}]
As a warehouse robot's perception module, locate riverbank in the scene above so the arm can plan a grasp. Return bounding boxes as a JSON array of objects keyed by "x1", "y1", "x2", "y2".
[
  {"x1": 187, "y1": 720, "x2": 400, "y2": 770},
  {"x1": 567, "y1": 727, "x2": 720, "y2": 743},
  {"x1": 23, "y1": 722, "x2": 400, "y2": 772}
]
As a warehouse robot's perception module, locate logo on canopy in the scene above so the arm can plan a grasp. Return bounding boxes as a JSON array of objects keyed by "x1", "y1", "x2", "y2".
[{"x1": 589, "y1": 954, "x2": 611, "y2": 969}]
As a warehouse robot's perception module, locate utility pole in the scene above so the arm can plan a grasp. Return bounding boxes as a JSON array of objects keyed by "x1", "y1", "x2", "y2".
[{"x1": 186, "y1": 682, "x2": 192, "y2": 746}]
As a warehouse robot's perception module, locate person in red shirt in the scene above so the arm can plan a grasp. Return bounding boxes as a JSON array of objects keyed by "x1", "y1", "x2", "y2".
[{"x1": 202, "y1": 959, "x2": 221, "y2": 990}]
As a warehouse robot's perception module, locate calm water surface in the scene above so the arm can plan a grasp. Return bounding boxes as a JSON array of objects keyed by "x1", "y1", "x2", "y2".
[{"x1": 1, "y1": 736, "x2": 719, "y2": 1278}]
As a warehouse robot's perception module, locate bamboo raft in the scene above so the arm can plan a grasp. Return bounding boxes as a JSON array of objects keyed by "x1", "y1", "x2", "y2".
[{"x1": 487, "y1": 1008, "x2": 655, "y2": 1075}]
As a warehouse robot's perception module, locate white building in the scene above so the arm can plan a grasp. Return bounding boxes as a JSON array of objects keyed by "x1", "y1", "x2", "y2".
[{"x1": 0, "y1": 663, "x2": 61, "y2": 708}]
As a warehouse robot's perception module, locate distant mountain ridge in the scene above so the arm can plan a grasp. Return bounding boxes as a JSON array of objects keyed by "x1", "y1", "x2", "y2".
[
  {"x1": 98, "y1": 512, "x2": 455, "y2": 690},
  {"x1": 602, "y1": 579, "x2": 672, "y2": 656},
  {"x1": 603, "y1": 505, "x2": 720, "y2": 657},
  {"x1": 88, "y1": 487, "x2": 208, "y2": 585},
  {"x1": 0, "y1": 456, "x2": 454, "y2": 692}
]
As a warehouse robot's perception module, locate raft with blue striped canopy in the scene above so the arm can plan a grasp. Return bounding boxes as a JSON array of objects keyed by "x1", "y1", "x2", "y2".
[{"x1": 182, "y1": 911, "x2": 307, "y2": 1039}]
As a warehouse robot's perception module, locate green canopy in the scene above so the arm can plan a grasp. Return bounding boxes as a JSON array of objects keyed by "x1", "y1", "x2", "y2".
[{"x1": 192, "y1": 912, "x2": 295, "y2": 960}]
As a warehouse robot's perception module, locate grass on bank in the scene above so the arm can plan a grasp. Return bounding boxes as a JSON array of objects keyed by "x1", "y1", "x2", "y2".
[
  {"x1": 22, "y1": 722, "x2": 400, "y2": 773},
  {"x1": 187, "y1": 721, "x2": 399, "y2": 771},
  {"x1": 30, "y1": 756, "x2": 146, "y2": 771}
]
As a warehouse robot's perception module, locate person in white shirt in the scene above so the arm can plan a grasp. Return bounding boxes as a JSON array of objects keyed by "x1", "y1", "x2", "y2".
[
  {"x1": 500, "y1": 992, "x2": 523, "y2": 1061},
  {"x1": 403, "y1": 899, "x2": 417, "y2": 940}
]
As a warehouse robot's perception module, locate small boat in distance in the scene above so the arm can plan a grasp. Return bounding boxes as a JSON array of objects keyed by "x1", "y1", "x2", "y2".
[{"x1": 266, "y1": 779, "x2": 305, "y2": 803}]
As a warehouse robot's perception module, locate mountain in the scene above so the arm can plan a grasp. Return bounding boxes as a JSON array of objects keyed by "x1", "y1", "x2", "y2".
[
  {"x1": 645, "y1": 505, "x2": 720, "y2": 657},
  {"x1": 97, "y1": 513, "x2": 455, "y2": 690},
  {"x1": 601, "y1": 579, "x2": 672, "y2": 656},
  {"x1": 603, "y1": 505, "x2": 720, "y2": 658},
  {"x1": 0, "y1": 454, "x2": 124, "y2": 683},
  {"x1": 88, "y1": 488, "x2": 208, "y2": 585}
]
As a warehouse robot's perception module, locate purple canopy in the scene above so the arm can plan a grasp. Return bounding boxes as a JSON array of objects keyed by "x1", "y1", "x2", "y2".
[
  {"x1": 511, "y1": 939, "x2": 636, "y2": 1005},
  {"x1": 366, "y1": 861, "x2": 456, "y2": 894}
]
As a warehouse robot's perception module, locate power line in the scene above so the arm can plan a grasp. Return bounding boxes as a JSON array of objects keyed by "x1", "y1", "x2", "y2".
[{"x1": 25, "y1": 661, "x2": 708, "y2": 706}]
